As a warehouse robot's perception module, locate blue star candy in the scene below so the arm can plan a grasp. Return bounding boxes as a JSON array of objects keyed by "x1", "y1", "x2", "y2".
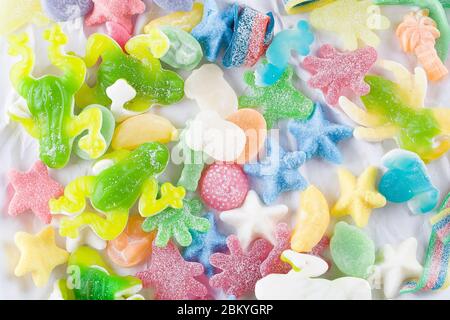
[
  {"x1": 191, "y1": 0, "x2": 236, "y2": 62},
  {"x1": 288, "y1": 103, "x2": 353, "y2": 164},
  {"x1": 183, "y1": 213, "x2": 227, "y2": 277},
  {"x1": 243, "y1": 138, "x2": 307, "y2": 205}
]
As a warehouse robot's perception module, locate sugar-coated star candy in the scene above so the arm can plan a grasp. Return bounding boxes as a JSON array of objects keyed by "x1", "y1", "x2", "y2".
[
  {"x1": 330, "y1": 222, "x2": 375, "y2": 278},
  {"x1": 137, "y1": 241, "x2": 208, "y2": 300},
  {"x1": 223, "y1": 6, "x2": 274, "y2": 68},
  {"x1": 144, "y1": 2, "x2": 204, "y2": 32},
  {"x1": 8, "y1": 161, "x2": 63, "y2": 224},
  {"x1": 15, "y1": 227, "x2": 69, "y2": 287},
  {"x1": 191, "y1": 0, "x2": 235, "y2": 62},
  {"x1": 244, "y1": 138, "x2": 307, "y2": 205},
  {"x1": 282, "y1": 0, "x2": 334, "y2": 14},
  {"x1": 288, "y1": 103, "x2": 353, "y2": 164},
  {"x1": 209, "y1": 235, "x2": 273, "y2": 298},
  {"x1": 154, "y1": 0, "x2": 194, "y2": 12},
  {"x1": 303, "y1": 45, "x2": 377, "y2": 105},
  {"x1": 255, "y1": 250, "x2": 372, "y2": 299},
  {"x1": 260, "y1": 223, "x2": 292, "y2": 277},
  {"x1": 291, "y1": 186, "x2": 330, "y2": 253},
  {"x1": 256, "y1": 20, "x2": 314, "y2": 86},
  {"x1": 239, "y1": 65, "x2": 314, "y2": 129},
  {"x1": 332, "y1": 167, "x2": 387, "y2": 227},
  {"x1": 220, "y1": 190, "x2": 289, "y2": 250},
  {"x1": 183, "y1": 213, "x2": 227, "y2": 277},
  {"x1": 378, "y1": 149, "x2": 439, "y2": 214},
  {"x1": 199, "y1": 163, "x2": 249, "y2": 211},
  {"x1": 142, "y1": 198, "x2": 210, "y2": 247},
  {"x1": 310, "y1": 0, "x2": 390, "y2": 50},
  {"x1": 369, "y1": 237, "x2": 423, "y2": 299},
  {"x1": 42, "y1": 0, "x2": 93, "y2": 21}
]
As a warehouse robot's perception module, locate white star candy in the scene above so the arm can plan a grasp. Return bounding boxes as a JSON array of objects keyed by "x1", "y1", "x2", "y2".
[
  {"x1": 219, "y1": 190, "x2": 289, "y2": 250},
  {"x1": 369, "y1": 237, "x2": 423, "y2": 299}
]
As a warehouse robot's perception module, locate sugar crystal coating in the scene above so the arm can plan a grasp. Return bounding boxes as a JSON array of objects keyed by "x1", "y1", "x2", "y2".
[{"x1": 260, "y1": 223, "x2": 292, "y2": 277}]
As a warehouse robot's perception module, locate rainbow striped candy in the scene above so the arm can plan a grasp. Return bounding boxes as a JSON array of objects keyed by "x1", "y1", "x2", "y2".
[{"x1": 401, "y1": 193, "x2": 450, "y2": 294}]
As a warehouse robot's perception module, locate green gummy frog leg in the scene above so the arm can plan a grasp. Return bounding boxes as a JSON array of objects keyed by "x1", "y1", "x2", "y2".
[
  {"x1": 139, "y1": 178, "x2": 186, "y2": 217},
  {"x1": 60, "y1": 209, "x2": 129, "y2": 241},
  {"x1": 50, "y1": 176, "x2": 95, "y2": 215},
  {"x1": 177, "y1": 148, "x2": 205, "y2": 192}
]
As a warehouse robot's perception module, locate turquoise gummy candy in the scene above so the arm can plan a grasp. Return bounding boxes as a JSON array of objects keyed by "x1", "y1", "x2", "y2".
[
  {"x1": 330, "y1": 222, "x2": 375, "y2": 278},
  {"x1": 378, "y1": 149, "x2": 439, "y2": 214}
]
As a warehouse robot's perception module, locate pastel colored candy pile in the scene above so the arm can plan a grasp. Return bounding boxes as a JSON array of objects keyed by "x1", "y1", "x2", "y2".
[
  {"x1": 153, "y1": 0, "x2": 194, "y2": 12},
  {"x1": 144, "y1": 2, "x2": 204, "y2": 32},
  {"x1": 41, "y1": 0, "x2": 93, "y2": 21}
]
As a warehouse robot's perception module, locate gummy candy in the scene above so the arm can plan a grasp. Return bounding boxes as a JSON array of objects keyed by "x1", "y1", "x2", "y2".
[
  {"x1": 107, "y1": 216, "x2": 155, "y2": 267},
  {"x1": 291, "y1": 186, "x2": 330, "y2": 253},
  {"x1": 288, "y1": 103, "x2": 353, "y2": 164},
  {"x1": 183, "y1": 110, "x2": 246, "y2": 162},
  {"x1": 199, "y1": 163, "x2": 249, "y2": 211},
  {"x1": 42, "y1": 0, "x2": 93, "y2": 21},
  {"x1": 144, "y1": 2, "x2": 204, "y2": 32},
  {"x1": 310, "y1": 0, "x2": 390, "y2": 50},
  {"x1": 112, "y1": 113, "x2": 178, "y2": 150},
  {"x1": 191, "y1": 0, "x2": 235, "y2": 62},
  {"x1": 66, "y1": 228, "x2": 106, "y2": 253},
  {"x1": 185, "y1": 64, "x2": 238, "y2": 118},
  {"x1": 154, "y1": 0, "x2": 194, "y2": 12},
  {"x1": 57, "y1": 246, "x2": 143, "y2": 300},
  {"x1": 183, "y1": 213, "x2": 227, "y2": 277},
  {"x1": 255, "y1": 250, "x2": 372, "y2": 299},
  {"x1": 76, "y1": 30, "x2": 184, "y2": 111},
  {"x1": 330, "y1": 222, "x2": 375, "y2": 278},
  {"x1": 175, "y1": 130, "x2": 205, "y2": 192},
  {"x1": 227, "y1": 109, "x2": 267, "y2": 164},
  {"x1": 282, "y1": 0, "x2": 335, "y2": 14},
  {"x1": 50, "y1": 143, "x2": 170, "y2": 240},
  {"x1": 136, "y1": 241, "x2": 208, "y2": 300},
  {"x1": 85, "y1": 0, "x2": 145, "y2": 45},
  {"x1": 243, "y1": 138, "x2": 307, "y2": 205},
  {"x1": 220, "y1": 190, "x2": 289, "y2": 250},
  {"x1": 375, "y1": 0, "x2": 450, "y2": 62},
  {"x1": 260, "y1": 223, "x2": 292, "y2": 277},
  {"x1": 339, "y1": 60, "x2": 450, "y2": 162},
  {"x1": 209, "y1": 235, "x2": 272, "y2": 298},
  {"x1": 223, "y1": 6, "x2": 274, "y2": 68},
  {"x1": 159, "y1": 26, "x2": 203, "y2": 70},
  {"x1": 0, "y1": 0, "x2": 48, "y2": 36},
  {"x1": 7, "y1": 25, "x2": 110, "y2": 168},
  {"x1": 239, "y1": 65, "x2": 314, "y2": 129},
  {"x1": 15, "y1": 227, "x2": 69, "y2": 287},
  {"x1": 331, "y1": 167, "x2": 386, "y2": 227},
  {"x1": 378, "y1": 149, "x2": 439, "y2": 214},
  {"x1": 142, "y1": 198, "x2": 210, "y2": 247},
  {"x1": 255, "y1": 20, "x2": 314, "y2": 86},
  {"x1": 369, "y1": 237, "x2": 423, "y2": 298},
  {"x1": 8, "y1": 161, "x2": 63, "y2": 224},
  {"x1": 401, "y1": 195, "x2": 450, "y2": 294},
  {"x1": 104, "y1": 79, "x2": 142, "y2": 122},
  {"x1": 303, "y1": 45, "x2": 377, "y2": 105},
  {"x1": 396, "y1": 10, "x2": 448, "y2": 81}
]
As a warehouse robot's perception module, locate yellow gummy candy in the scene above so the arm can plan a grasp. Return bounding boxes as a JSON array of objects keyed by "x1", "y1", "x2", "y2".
[
  {"x1": 139, "y1": 179, "x2": 186, "y2": 217},
  {"x1": 14, "y1": 227, "x2": 69, "y2": 287},
  {"x1": 291, "y1": 186, "x2": 330, "y2": 253},
  {"x1": 112, "y1": 113, "x2": 178, "y2": 150},
  {"x1": 0, "y1": 0, "x2": 49, "y2": 36},
  {"x1": 144, "y1": 2, "x2": 204, "y2": 33},
  {"x1": 283, "y1": 0, "x2": 335, "y2": 14}
]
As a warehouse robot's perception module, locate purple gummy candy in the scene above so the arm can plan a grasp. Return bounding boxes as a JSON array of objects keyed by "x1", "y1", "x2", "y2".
[
  {"x1": 153, "y1": 0, "x2": 194, "y2": 12},
  {"x1": 42, "y1": 0, "x2": 93, "y2": 21}
]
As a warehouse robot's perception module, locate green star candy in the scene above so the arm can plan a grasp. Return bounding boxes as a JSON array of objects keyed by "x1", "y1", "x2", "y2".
[
  {"x1": 239, "y1": 63, "x2": 314, "y2": 129},
  {"x1": 142, "y1": 198, "x2": 210, "y2": 247}
]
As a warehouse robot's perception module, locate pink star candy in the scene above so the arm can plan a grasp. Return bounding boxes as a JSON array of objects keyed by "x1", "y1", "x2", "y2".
[
  {"x1": 209, "y1": 235, "x2": 272, "y2": 298},
  {"x1": 8, "y1": 161, "x2": 63, "y2": 224},
  {"x1": 136, "y1": 241, "x2": 208, "y2": 300},
  {"x1": 260, "y1": 223, "x2": 291, "y2": 277},
  {"x1": 303, "y1": 44, "x2": 377, "y2": 105},
  {"x1": 85, "y1": 0, "x2": 145, "y2": 34}
]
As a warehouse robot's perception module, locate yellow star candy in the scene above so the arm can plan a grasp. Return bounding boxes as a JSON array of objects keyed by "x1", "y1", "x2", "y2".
[
  {"x1": 15, "y1": 226, "x2": 69, "y2": 287},
  {"x1": 331, "y1": 166, "x2": 386, "y2": 227}
]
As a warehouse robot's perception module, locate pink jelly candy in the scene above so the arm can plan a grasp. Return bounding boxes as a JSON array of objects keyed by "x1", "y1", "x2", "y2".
[
  {"x1": 209, "y1": 235, "x2": 272, "y2": 298},
  {"x1": 8, "y1": 161, "x2": 63, "y2": 224},
  {"x1": 260, "y1": 223, "x2": 292, "y2": 277},
  {"x1": 303, "y1": 44, "x2": 377, "y2": 105},
  {"x1": 136, "y1": 241, "x2": 207, "y2": 300},
  {"x1": 199, "y1": 162, "x2": 249, "y2": 211}
]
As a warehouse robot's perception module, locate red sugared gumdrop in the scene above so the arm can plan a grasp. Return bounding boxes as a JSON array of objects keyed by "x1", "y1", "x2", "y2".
[{"x1": 199, "y1": 162, "x2": 249, "y2": 211}]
